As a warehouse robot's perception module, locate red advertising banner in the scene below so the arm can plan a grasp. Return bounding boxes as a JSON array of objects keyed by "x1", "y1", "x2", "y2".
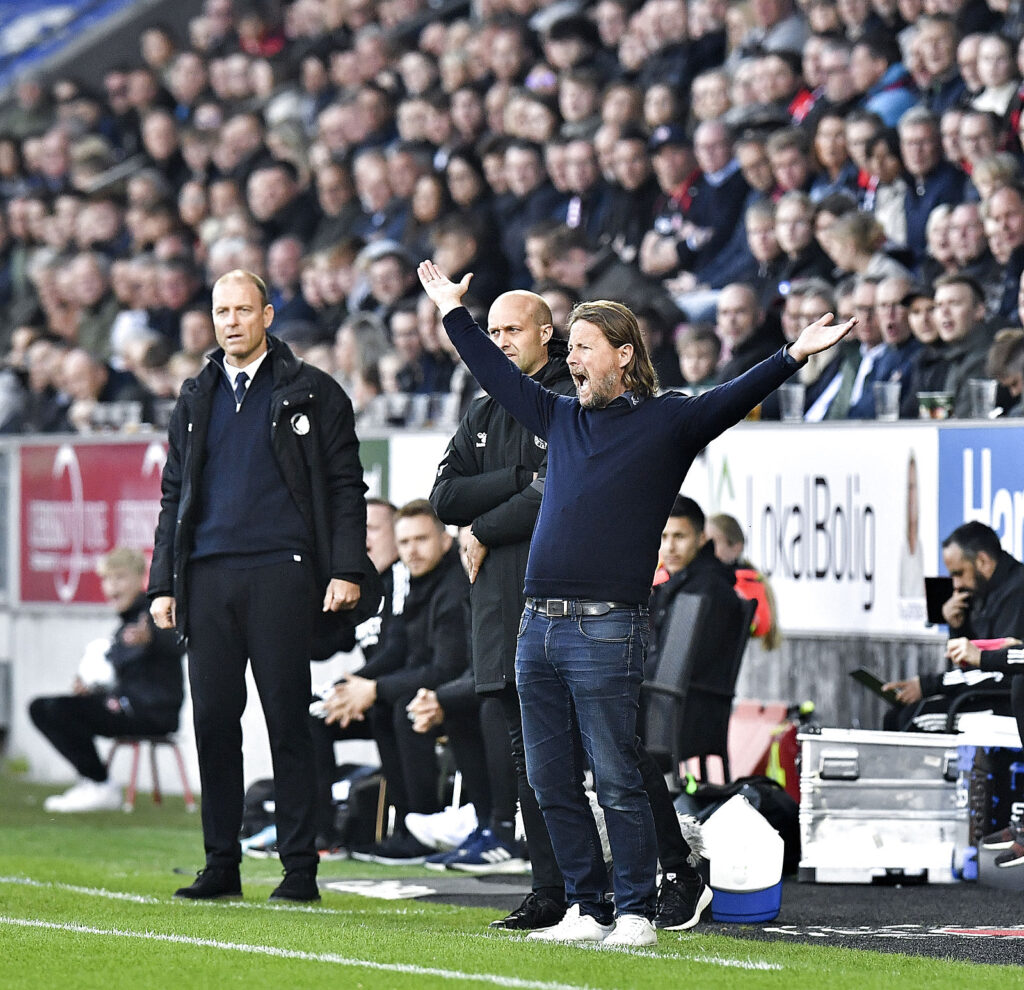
[{"x1": 20, "y1": 440, "x2": 168, "y2": 604}]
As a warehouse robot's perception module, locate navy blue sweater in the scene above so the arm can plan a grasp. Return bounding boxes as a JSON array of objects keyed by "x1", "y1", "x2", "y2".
[
  {"x1": 192, "y1": 360, "x2": 311, "y2": 563},
  {"x1": 442, "y1": 306, "x2": 800, "y2": 604}
]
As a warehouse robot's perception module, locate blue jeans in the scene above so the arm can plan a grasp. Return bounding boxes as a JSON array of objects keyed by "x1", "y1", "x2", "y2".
[{"x1": 515, "y1": 603, "x2": 657, "y2": 920}]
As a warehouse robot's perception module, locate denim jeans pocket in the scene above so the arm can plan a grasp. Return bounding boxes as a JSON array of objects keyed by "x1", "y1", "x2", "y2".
[
  {"x1": 517, "y1": 608, "x2": 531, "y2": 638},
  {"x1": 576, "y1": 611, "x2": 632, "y2": 643}
]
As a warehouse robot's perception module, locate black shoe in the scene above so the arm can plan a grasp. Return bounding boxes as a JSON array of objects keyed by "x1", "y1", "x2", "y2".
[
  {"x1": 350, "y1": 833, "x2": 434, "y2": 865},
  {"x1": 489, "y1": 892, "x2": 566, "y2": 931},
  {"x1": 174, "y1": 866, "x2": 242, "y2": 900},
  {"x1": 269, "y1": 869, "x2": 321, "y2": 903},
  {"x1": 654, "y1": 871, "x2": 713, "y2": 930}
]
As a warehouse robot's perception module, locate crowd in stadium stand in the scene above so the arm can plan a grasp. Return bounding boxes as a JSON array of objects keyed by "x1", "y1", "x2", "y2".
[{"x1": 2, "y1": 0, "x2": 1024, "y2": 431}]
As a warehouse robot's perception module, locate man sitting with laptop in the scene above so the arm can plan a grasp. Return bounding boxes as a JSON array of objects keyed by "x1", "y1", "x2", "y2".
[{"x1": 882, "y1": 522, "x2": 1024, "y2": 731}]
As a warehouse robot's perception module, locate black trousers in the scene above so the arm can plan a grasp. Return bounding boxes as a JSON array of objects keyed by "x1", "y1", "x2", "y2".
[
  {"x1": 443, "y1": 695, "x2": 519, "y2": 836},
  {"x1": 29, "y1": 694, "x2": 171, "y2": 782},
  {"x1": 312, "y1": 689, "x2": 443, "y2": 839},
  {"x1": 188, "y1": 558, "x2": 319, "y2": 874}
]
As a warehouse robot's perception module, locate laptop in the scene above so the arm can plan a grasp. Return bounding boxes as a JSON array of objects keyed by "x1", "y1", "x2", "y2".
[
  {"x1": 924, "y1": 576, "x2": 954, "y2": 625},
  {"x1": 849, "y1": 667, "x2": 900, "y2": 705}
]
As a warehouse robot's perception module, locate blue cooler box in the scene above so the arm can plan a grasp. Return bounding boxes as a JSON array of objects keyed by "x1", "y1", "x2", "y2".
[{"x1": 711, "y1": 880, "x2": 783, "y2": 923}]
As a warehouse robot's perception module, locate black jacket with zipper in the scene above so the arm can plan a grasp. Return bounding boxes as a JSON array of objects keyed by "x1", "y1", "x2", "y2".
[{"x1": 148, "y1": 334, "x2": 375, "y2": 641}]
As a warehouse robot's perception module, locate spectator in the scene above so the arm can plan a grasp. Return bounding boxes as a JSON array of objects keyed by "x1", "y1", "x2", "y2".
[
  {"x1": 68, "y1": 252, "x2": 119, "y2": 361},
  {"x1": 246, "y1": 159, "x2": 319, "y2": 244},
  {"x1": 971, "y1": 32, "x2": 1018, "y2": 117},
  {"x1": 713, "y1": 282, "x2": 786, "y2": 384},
  {"x1": 676, "y1": 324, "x2": 721, "y2": 393},
  {"x1": 767, "y1": 127, "x2": 815, "y2": 197},
  {"x1": 325, "y1": 499, "x2": 472, "y2": 865},
  {"x1": 986, "y1": 327, "x2": 1024, "y2": 415},
  {"x1": 849, "y1": 273, "x2": 922, "y2": 417},
  {"x1": 850, "y1": 31, "x2": 918, "y2": 127},
  {"x1": 497, "y1": 140, "x2": 565, "y2": 288},
  {"x1": 774, "y1": 190, "x2": 836, "y2": 292},
  {"x1": 706, "y1": 512, "x2": 782, "y2": 649},
  {"x1": 913, "y1": 272, "x2": 990, "y2": 416},
  {"x1": 809, "y1": 113, "x2": 859, "y2": 202},
  {"x1": 915, "y1": 13, "x2": 967, "y2": 115},
  {"x1": 30, "y1": 548, "x2": 185, "y2": 813},
  {"x1": 981, "y1": 183, "x2": 1024, "y2": 318},
  {"x1": 806, "y1": 276, "x2": 885, "y2": 420},
  {"x1": 265, "y1": 236, "x2": 316, "y2": 326},
  {"x1": 899, "y1": 106, "x2": 966, "y2": 261}
]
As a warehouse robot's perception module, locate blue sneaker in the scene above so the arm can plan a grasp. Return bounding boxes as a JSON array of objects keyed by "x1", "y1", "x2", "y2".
[{"x1": 446, "y1": 827, "x2": 530, "y2": 875}]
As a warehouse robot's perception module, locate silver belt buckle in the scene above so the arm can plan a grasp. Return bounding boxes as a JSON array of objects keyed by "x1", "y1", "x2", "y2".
[{"x1": 548, "y1": 599, "x2": 569, "y2": 617}]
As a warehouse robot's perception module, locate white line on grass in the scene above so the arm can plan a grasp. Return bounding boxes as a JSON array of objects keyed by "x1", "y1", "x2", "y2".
[
  {"x1": 0, "y1": 876, "x2": 425, "y2": 917},
  {"x1": 0, "y1": 875, "x2": 159, "y2": 904},
  {"x1": 0, "y1": 916, "x2": 596, "y2": 990},
  {"x1": 472, "y1": 932, "x2": 782, "y2": 970}
]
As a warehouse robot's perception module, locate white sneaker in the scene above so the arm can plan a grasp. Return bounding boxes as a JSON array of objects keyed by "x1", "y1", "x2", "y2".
[
  {"x1": 44, "y1": 779, "x2": 122, "y2": 813},
  {"x1": 526, "y1": 904, "x2": 613, "y2": 943},
  {"x1": 405, "y1": 803, "x2": 478, "y2": 851},
  {"x1": 603, "y1": 914, "x2": 657, "y2": 947}
]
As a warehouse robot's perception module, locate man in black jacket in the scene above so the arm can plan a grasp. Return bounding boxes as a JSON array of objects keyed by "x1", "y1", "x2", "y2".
[
  {"x1": 31, "y1": 547, "x2": 184, "y2": 813},
  {"x1": 325, "y1": 499, "x2": 472, "y2": 864},
  {"x1": 884, "y1": 521, "x2": 1024, "y2": 729},
  {"x1": 149, "y1": 270, "x2": 375, "y2": 903}
]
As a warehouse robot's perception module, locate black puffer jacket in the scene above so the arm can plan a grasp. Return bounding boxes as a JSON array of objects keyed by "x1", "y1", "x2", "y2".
[
  {"x1": 148, "y1": 335, "x2": 374, "y2": 639},
  {"x1": 430, "y1": 341, "x2": 574, "y2": 692}
]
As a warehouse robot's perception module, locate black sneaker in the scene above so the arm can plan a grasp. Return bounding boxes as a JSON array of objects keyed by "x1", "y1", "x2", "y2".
[
  {"x1": 654, "y1": 872, "x2": 713, "y2": 930},
  {"x1": 349, "y1": 833, "x2": 434, "y2": 865},
  {"x1": 269, "y1": 869, "x2": 321, "y2": 903},
  {"x1": 174, "y1": 866, "x2": 242, "y2": 900},
  {"x1": 981, "y1": 824, "x2": 1023, "y2": 850},
  {"x1": 489, "y1": 892, "x2": 566, "y2": 931}
]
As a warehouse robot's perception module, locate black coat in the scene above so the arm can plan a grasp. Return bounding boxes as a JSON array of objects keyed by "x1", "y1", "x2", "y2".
[
  {"x1": 358, "y1": 546, "x2": 471, "y2": 704},
  {"x1": 647, "y1": 541, "x2": 744, "y2": 680},
  {"x1": 108, "y1": 593, "x2": 185, "y2": 729},
  {"x1": 430, "y1": 342, "x2": 575, "y2": 692},
  {"x1": 923, "y1": 551, "x2": 1024, "y2": 695},
  {"x1": 148, "y1": 334, "x2": 375, "y2": 641}
]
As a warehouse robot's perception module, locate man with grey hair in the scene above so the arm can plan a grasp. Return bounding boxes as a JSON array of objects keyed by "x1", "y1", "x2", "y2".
[
  {"x1": 847, "y1": 274, "x2": 921, "y2": 418},
  {"x1": 899, "y1": 105, "x2": 965, "y2": 260}
]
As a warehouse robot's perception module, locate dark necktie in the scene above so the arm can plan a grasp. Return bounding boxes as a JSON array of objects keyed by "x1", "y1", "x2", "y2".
[{"x1": 234, "y1": 371, "x2": 248, "y2": 407}]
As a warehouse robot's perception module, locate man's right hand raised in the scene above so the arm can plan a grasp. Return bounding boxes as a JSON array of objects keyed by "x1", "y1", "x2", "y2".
[
  {"x1": 150, "y1": 595, "x2": 176, "y2": 630},
  {"x1": 417, "y1": 260, "x2": 473, "y2": 317}
]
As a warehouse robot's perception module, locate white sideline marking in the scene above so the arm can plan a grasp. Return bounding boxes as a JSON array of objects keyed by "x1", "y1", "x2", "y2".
[
  {"x1": 472, "y1": 932, "x2": 782, "y2": 970},
  {"x1": 0, "y1": 876, "x2": 158, "y2": 904},
  {"x1": 0, "y1": 916, "x2": 593, "y2": 990},
  {"x1": 0, "y1": 876, "x2": 424, "y2": 917}
]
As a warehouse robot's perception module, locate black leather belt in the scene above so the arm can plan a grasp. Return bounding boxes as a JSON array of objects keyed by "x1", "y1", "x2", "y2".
[{"x1": 526, "y1": 597, "x2": 635, "y2": 617}]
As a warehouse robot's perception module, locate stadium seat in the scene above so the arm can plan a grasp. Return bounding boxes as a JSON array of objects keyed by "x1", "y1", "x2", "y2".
[{"x1": 105, "y1": 735, "x2": 197, "y2": 813}]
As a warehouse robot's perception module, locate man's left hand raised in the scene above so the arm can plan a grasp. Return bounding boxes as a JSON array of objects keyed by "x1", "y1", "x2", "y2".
[{"x1": 789, "y1": 312, "x2": 858, "y2": 363}]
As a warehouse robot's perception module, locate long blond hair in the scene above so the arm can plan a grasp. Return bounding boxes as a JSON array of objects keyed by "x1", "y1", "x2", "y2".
[{"x1": 566, "y1": 299, "x2": 659, "y2": 399}]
